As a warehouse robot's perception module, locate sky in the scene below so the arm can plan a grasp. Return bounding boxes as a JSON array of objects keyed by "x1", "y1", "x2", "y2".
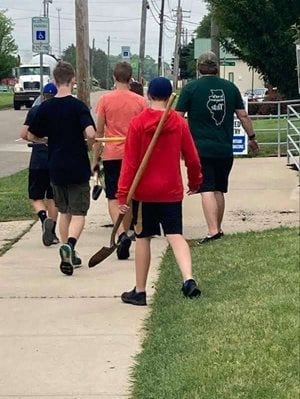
[{"x1": 0, "y1": 0, "x2": 208, "y2": 64}]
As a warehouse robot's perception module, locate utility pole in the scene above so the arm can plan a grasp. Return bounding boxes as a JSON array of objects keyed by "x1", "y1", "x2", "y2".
[
  {"x1": 173, "y1": 0, "x2": 182, "y2": 90},
  {"x1": 56, "y1": 7, "x2": 62, "y2": 59},
  {"x1": 40, "y1": 0, "x2": 52, "y2": 93},
  {"x1": 106, "y1": 35, "x2": 110, "y2": 89},
  {"x1": 157, "y1": 0, "x2": 165, "y2": 76},
  {"x1": 75, "y1": 0, "x2": 90, "y2": 107},
  {"x1": 138, "y1": 0, "x2": 148, "y2": 83},
  {"x1": 211, "y1": 5, "x2": 220, "y2": 76},
  {"x1": 90, "y1": 38, "x2": 95, "y2": 80}
]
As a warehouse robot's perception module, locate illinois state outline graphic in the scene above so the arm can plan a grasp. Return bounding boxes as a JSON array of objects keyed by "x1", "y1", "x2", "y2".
[{"x1": 207, "y1": 89, "x2": 226, "y2": 126}]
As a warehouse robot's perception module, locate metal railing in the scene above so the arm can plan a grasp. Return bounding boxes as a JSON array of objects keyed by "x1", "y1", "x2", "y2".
[
  {"x1": 248, "y1": 99, "x2": 300, "y2": 157},
  {"x1": 286, "y1": 104, "x2": 300, "y2": 170}
]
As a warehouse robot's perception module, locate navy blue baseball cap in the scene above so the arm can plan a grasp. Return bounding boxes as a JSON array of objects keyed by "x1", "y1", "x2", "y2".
[
  {"x1": 148, "y1": 77, "x2": 172, "y2": 99},
  {"x1": 43, "y1": 82, "x2": 57, "y2": 95}
]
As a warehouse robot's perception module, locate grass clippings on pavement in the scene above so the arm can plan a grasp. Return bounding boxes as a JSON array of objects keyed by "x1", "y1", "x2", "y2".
[{"x1": 130, "y1": 227, "x2": 299, "y2": 399}]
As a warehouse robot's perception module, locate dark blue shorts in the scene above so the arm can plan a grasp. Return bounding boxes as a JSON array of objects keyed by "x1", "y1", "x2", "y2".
[
  {"x1": 198, "y1": 157, "x2": 233, "y2": 193},
  {"x1": 103, "y1": 159, "x2": 122, "y2": 200},
  {"x1": 132, "y1": 200, "x2": 183, "y2": 238},
  {"x1": 28, "y1": 169, "x2": 53, "y2": 200}
]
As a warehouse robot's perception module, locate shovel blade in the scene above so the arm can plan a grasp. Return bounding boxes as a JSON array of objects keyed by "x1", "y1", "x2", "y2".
[
  {"x1": 88, "y1": 244, "x2": 117, "y2": 267},
  {"x1": 92, "y1": 184, "x2": 102, "y2": 200}
]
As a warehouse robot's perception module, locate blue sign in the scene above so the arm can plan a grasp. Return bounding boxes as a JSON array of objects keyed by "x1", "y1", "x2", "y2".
[
  {"x1": 36, "y1": 31, "x2": 46, "y2": 41},
  {"x1": 232, "y1": 135, "x2": 246, "y2": 153}
]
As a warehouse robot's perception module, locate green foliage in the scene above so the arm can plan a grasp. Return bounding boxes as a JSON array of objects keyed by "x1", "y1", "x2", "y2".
[
  {"x1": 195, "y1": 13, "x2": 212, "y2": 38},
  {"x1": 0, "y1": 10, "x2": 18, "y2": 79},
  {"x1": 207, "y1": 0, "x2": 300, "y2": 98},
  {"x1": 62, "y1": 44, "x2": 77, "y2": 70},
  {"x1": 179, "y1": 40, "x2": 197, "y2": 79},
  {"x1": 131, "y1": 228, "x2": 299, "y2": 399}
]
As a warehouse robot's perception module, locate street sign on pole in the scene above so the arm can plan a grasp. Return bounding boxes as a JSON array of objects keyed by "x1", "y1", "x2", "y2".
[{"x1": 32, "y1": 17, "x2": 50, "y2": 53}]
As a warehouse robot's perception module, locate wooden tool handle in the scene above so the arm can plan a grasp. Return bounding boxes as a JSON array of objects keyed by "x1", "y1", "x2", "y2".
[{"x1": 125, "y1": 92, "x2": 176, "y2": 204}]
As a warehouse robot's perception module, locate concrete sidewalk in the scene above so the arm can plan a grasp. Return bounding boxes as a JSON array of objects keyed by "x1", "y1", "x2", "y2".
[{"x1": 0, "y1": 157, "x2": 299, "y2": 398}]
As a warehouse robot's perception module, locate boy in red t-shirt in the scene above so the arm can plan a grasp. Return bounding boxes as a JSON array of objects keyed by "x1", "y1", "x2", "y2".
[{"x1": 117, "y1": 77, "x2": 203, "y2": 306}]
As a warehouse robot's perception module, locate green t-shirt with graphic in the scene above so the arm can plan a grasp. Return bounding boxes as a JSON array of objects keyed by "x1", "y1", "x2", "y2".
[{"x1": 175, "y1": 76, "x2": 244, "y2": 158}]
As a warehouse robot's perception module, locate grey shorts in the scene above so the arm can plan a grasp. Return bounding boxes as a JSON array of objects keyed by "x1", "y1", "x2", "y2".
[{"x1": 52, "y1": 182, "x2": 90, "y2": 216}]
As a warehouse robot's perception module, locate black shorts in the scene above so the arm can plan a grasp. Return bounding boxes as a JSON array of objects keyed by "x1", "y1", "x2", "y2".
[
  {"x1": 28, "y1": 169, "x2": 53, "y2": 200},
  {"x1": 52, "y1": 182, "x2": 90, "y2": 216},
  {"x1": 132, "y1": 200, "x2": 183, "y2": 238},
  {"x1": 103, "y1": 159, "x2": 122, "y2": 200},
  {"x1": 199, "y1": 157, "x2": 233, "y2": 193}
]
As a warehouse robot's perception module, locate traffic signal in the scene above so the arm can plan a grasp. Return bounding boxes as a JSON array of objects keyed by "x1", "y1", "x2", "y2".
[{"x1": 171, "y1": 57, "x2": 174, "y2": 75}]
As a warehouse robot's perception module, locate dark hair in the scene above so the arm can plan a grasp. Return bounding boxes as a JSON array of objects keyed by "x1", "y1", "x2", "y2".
[
  {"x1": 129, "y1": 81, "x2": 144, "y2": 96},
  {"x1": 53, "y1": 61, "x2": 75, "y2": 85},
  {"x1": 198, "y1": 64, "x2": 218, "y2": 75},
  {"x1": 113, "y1": 62, "x2": 132, "y2": 83}
]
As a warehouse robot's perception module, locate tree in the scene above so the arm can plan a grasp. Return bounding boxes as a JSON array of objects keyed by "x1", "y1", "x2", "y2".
[
  {"x1": 179, "y1": 40, "x2": 197, "y2": 79},
  {"x1": 206, "y1": 0, "x2": 300, "y2": 98},
  {"x1": 0, "y1": 10, "x2": 18, "y2": 79},
  {"x1": 62, "y1": 44, "x2": 76, "y2": 69},
  {"x1": 195, "y1": 14, "x2": 211, "y2": 38}
]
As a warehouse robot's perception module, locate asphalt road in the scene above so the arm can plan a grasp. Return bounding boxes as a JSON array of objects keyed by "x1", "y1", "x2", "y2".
[{"x1": 0, "y1": 91, "x2": 103, "y2": 178}]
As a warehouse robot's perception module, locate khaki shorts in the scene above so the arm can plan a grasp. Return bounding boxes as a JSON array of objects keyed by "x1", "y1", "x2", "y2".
[{"x1": 52, "y1": 182, "x2": 90, "y2": 216}]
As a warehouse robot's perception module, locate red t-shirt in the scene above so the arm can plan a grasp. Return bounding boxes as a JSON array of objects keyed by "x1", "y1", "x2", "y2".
[{"x1": 117, "y1": 108, "x2": 203, "y2": 204}]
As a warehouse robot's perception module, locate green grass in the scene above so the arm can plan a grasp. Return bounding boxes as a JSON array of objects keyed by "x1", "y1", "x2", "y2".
[
  {"x1": 0, "y1": 169, "x2": 34, "y2": 221},
  {"x1": 0, "y1": 92, "x2": 13, "y2": 110},
  {"x1": 131, "y1": 228, "x2": 299, "y2": 399},
  {"x1": 252, "y1": 118, "x2": 288, "y2": 157}
]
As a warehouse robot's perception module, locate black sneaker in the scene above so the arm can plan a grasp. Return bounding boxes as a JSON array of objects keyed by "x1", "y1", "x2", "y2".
[
  {"x1": 182, "y1": 279, "x2": 201, "y2": 298},
  {"x1": 198, "y1": 231, "x2": 222, "y2": 244},
  {"x1": 116, "y1": 232, "x2": 132, "y2": 260},
  {"x1": 42, "y1": 218, "x2": 55, "y2": 246},
  {"x1": 59, "y1": 244, "x2": 74, "y2": 276},
  {"x1": 121, "y1": 287, "x2": 147, "y2": 306}
]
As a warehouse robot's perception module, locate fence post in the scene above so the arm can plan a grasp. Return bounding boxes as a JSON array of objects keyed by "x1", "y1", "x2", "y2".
[{"x1": 277, "y1": 102, "x2": 281, "y2": 158}]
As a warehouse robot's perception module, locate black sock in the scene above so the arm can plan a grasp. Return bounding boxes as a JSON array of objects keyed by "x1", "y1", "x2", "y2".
[
  {"x1": 38, "y1": 210, "x2": 47, "y2": 224},
  {"x1": 67, "y1": 237, "x2": 77, "y2": 249}
]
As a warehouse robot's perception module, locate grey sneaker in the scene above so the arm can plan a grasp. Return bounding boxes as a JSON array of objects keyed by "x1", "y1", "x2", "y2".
[
  {"x1": 42, "y1": 218, "x2": 55, "y2": 246},
  {"x1": 50, "y1": 234, "x2": 60, "y2": 245},
  {"x1": 72, "y1": 250, "x2": 82, "y2": 268},
  {"x1": 59, "y1": 244, "x2": 74, "y2": 276}
]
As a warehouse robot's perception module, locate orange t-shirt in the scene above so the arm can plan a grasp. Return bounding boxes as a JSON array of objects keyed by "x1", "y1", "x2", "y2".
[{"x1": 95, "y1": 90, "x2": 147, "y2": 160}]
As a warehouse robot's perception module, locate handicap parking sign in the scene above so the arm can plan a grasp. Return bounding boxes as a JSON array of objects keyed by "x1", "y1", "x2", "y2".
[{"x1": 36, "y1": 31, "x2": 46, "y2": 41}]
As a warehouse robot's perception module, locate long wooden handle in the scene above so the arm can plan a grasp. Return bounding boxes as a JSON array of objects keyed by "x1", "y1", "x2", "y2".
[
  {"x1": 109, "y1": 92, "x2": 176, "y2": 247},
  {"x1": 95, "y1": 137, "x2": 126, "y2": 142},
  {"x1": 125, "y1": 92, "x2": 176, "y2": 204}
]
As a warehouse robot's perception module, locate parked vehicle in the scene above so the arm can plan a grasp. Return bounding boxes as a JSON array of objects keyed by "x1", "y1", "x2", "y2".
[
  {"x1": 12, "y1": 54, "x2": 58, "y2": 110},
  {"x1": 244, "y1": 88, "x2": 268, "y2": 102}
]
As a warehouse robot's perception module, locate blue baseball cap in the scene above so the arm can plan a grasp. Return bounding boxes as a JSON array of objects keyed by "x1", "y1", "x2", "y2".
[
  {"x1": 148, "y1": 77, "x2": 172, "y2": 99},
  {"x1": 43, "y1": 82, "x2": 57, "y2": 95}
]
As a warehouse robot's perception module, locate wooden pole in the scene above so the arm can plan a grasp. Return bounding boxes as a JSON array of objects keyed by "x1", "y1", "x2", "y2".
[{"x1": 75, "y1": 0, "x2": 90, "y2": 107}]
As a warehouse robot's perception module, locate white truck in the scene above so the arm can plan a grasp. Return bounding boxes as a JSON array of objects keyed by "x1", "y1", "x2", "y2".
[{"x1": 13, "y1": 54, "x2": 58, "y2": 110}]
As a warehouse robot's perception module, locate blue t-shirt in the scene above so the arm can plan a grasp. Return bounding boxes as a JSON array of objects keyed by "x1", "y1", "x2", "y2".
[
  {"x1": 24, "y1": 105, "x2": 48, "y2": 170},
  {"x1": 29, "y1": 95, "x2": 95, "y2": 185}
]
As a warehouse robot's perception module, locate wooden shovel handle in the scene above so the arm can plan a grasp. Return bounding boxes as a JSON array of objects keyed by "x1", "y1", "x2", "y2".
[
  {"x1": 109, "y1": 92, "x2": 176, "y2": 247},
  {"x1": 126, "y1": 92, "x2": 176, "y2": 204}
]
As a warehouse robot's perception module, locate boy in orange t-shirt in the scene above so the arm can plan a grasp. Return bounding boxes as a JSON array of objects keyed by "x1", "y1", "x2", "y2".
[{"x1": 93, "y1": 62, "x2": 146, "y2": 260}]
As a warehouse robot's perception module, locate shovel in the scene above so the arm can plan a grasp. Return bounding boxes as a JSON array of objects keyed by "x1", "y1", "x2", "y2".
[
  {"x1": 88, "y1": 92, "x2": 177, "y2": 268},
  {"x1": 92, "y1": 162, "x2": 105, "y2": 200}
]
